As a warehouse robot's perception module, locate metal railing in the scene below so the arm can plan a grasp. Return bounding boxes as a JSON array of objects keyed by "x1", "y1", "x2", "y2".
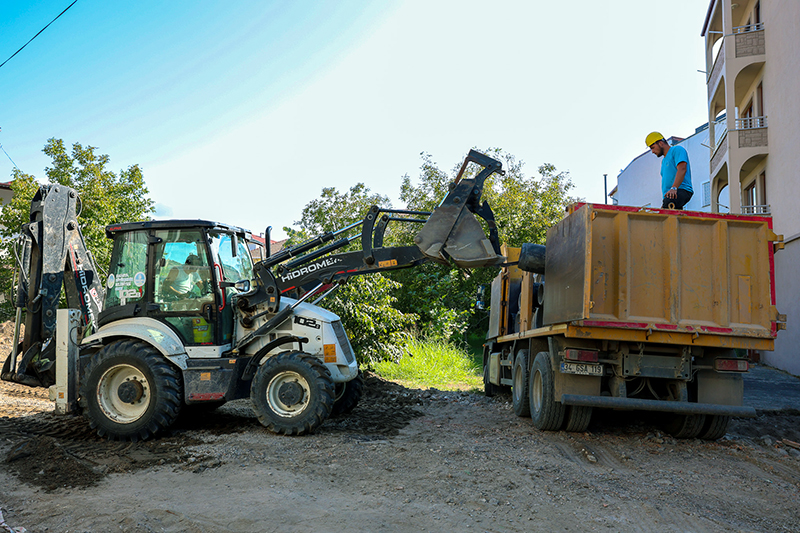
[
  {"x1": 741, "y1": 204, "x2": 770, "y2": 215},
  {"x1": 733, "y1": 23, "x2": 765, "y2": 34},
  {"x1": 714, "y1": 117, "x2": 728, "y2": 145},
  {"x1": 735, "y1": 116, "x2": 767, "y2": 130}
]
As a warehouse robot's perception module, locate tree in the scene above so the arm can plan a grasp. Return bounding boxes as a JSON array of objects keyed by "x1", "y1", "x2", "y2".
[{"x1": 0, "y1": 138, "x2": 154, "y2": 318}]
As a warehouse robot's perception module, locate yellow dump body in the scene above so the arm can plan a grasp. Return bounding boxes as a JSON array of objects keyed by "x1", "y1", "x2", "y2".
[{"x1": 540, "y1": 203, "x2": 782, "y2": 350}]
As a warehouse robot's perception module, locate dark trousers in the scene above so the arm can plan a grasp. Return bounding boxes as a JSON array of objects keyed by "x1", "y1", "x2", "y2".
[{"x1": 661, "y1": 189, "x2": 693, "y2": 210}]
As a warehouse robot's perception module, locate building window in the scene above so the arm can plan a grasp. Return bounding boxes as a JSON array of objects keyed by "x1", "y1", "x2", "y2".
[
  {"x1": 743, "y1": 181, "x2": 756, "y2": 207},
  {"x1": 702, "y1": 181, "x2": 711, "y2": 207}
]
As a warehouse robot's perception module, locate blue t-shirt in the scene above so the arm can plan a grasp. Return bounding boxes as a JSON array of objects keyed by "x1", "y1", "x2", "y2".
[{"x1": 661, "y1": 144, "x2": 693, "y2": 195}]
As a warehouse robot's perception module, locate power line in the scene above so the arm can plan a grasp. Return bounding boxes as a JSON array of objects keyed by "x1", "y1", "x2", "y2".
[
  {"x1": 0, "y1": 0, "x2": 79, "y2": 70},
  {"x1": 1, "y1": 143, "x2": 20, "y2": 171}
]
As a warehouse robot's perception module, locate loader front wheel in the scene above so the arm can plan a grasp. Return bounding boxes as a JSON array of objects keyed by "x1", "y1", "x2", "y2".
[
  {"x1": 250, "y1": 351, "x2": 334, "y2": 435},
  {"x1": 80, "y1": 340, "x2": 182, "y2": 441}
]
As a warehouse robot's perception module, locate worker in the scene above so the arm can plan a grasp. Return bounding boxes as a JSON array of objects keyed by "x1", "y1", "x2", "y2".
[
  {"x1": 646, "y1": 132, "x2": 693, "y2": 210},
  {"x1": 163, "y1": 254, "x2": 204, "y2": 299}
]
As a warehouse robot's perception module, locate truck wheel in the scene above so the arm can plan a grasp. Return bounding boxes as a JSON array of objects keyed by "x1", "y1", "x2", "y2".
[
  {"x1": 698, "y1": 415, "x2": 730, "y2": 440},
  {"x1": 250, "y1": 351, "x2": 334, "y2": 435},
  {"x1": 330, "y1": 371, "x2": 364, "y2": 418},
  {"x1": 79, "y1": 340, "x2": 182, "y2": 441},
  {"x1": 563, "y1": 406, "x2": 592, "y2": 432},
  {"x1": 663, "y1": 413, "x2": 706, "y2": 439},
  {"x1": 483, "y1": 364, "x2": 499, "y2": 397},
  {"x1": 529, "y1": 352, "x2": 565, "y2": 431},
  {"x1": 512, "y1": 351, "x2": 530, "y2": 417}
]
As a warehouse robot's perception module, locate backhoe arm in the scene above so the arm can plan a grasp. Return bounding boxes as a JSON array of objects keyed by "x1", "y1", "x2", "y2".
[{"x1": 1, "y1": 185, "x2": 104, "y2": 388}]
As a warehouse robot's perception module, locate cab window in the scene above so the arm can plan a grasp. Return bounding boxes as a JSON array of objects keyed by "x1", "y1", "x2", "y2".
[
  {"x1": 210, "y1": 232, "x2": 254, "y2": 282},
  {"x1": 105, "y1": 230, "x2": 148, "y2": 308}
]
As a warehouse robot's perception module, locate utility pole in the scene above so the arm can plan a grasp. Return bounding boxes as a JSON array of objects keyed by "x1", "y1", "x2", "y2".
[{"x1": 603, "y1": 174, "x2": 608, "y2": 204}]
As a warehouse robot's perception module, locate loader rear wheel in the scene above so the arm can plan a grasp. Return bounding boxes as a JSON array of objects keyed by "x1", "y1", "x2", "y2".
[
  {"x1": 512, "y1": 350, "x2": 530, "y2": 417},
  {"x1": 250, "y1": 351, "x2": 334, "y2": 435},
  {"x1": 331, "y1": 371, "x2": 364, "y2": 418},
  {"x1": 698, "y1": 415, "x2": 730, "y2": 440},
  {"x1": 663, "y1": 413, "x2": 706, "y2": 439},
  {"x1": 529, "y1": 352, "x2": 564, "y2": 431},
  {"x1": 79, "y1": 340, "x2": 182, "y2": 441}
]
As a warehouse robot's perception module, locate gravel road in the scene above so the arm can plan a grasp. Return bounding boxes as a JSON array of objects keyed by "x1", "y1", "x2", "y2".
[{"x1": 1, "y1": 371, "x2": 799, "y2": 533}]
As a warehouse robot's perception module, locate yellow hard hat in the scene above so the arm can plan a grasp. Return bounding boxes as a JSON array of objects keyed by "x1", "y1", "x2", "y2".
[{"x1": 646, "y1": 131, "x2": 665, "y2": 147}]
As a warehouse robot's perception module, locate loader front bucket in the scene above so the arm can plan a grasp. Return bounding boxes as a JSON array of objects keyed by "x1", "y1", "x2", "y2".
[{"x1": 414, "y1": 150, "x2": 506, "y2": 269}]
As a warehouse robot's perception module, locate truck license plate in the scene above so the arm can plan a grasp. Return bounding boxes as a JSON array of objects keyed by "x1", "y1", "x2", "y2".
[{"x1": 560, "y1": 362, "x2": 603, "y2": 376}]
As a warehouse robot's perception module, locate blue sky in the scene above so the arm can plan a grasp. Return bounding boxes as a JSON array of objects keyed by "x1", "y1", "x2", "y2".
[{"x1": 2, "y1": 1, "x2": 711, "y2": 239}]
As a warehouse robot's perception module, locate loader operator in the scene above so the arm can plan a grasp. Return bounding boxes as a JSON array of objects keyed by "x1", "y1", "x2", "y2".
[
  {"x1": 163, "y1": 254, "x2": 205, "y2": 299},
  {"x1": 646, "y1": 132, "x2": 693, "y2": 210}
]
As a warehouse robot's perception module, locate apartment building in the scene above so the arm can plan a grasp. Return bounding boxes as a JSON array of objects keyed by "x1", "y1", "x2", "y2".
[{"x1": 702, "y1": 0, "x2": 800, "y2": 374}]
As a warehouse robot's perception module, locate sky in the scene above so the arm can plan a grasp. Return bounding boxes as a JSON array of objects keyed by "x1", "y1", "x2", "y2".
[{"x1": 1, "y1": 0, "x2": 712, "y2": 239}]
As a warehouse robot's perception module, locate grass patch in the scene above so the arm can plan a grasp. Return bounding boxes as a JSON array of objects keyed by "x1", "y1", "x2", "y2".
[{"x1": 373, "y1": 338, "x2": 482, "y2": 391}]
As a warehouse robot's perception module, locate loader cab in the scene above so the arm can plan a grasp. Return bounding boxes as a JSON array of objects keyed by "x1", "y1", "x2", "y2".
[{"x1": 103, "y1": 220, "x2": 255, "y2": 351}]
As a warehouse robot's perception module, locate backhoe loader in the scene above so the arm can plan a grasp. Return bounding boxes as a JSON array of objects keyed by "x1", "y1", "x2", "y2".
[{"x1": 2, "y1": 149, "x2": 505, "y2": 441}]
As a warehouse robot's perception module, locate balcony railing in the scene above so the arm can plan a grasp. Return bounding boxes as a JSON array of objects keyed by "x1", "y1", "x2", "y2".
[
  {"x1": 741, "y1": 204, "x2": 770, "y2": 215},
  {"x1": 733, "y1": 23, "x2": 765, "y2": 34},
  {"x1": 735, "y1": 116, "x2": 767, "y2": 129}
]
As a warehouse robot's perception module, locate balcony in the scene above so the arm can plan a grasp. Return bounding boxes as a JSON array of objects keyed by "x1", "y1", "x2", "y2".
[
  {"x1": 735, "y1": 116, "x2": 768, "y2": 149},
  {"x1": 741, "y1": 204, "x2": 770, "y2": 215},
  {"x1": 707, "y1": 43, "x2": 725, "y2": 100},
  {"x1": 734, "y1": 24, "x2": 765, "y2": 58},
  {"x1": 735, "y1": 116, "x2": 767, "y2": 129}
]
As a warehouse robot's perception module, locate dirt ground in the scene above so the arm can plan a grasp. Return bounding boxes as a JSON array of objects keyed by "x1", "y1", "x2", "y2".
[{"x1": 1, "y1": 368, "x2": 800, "y2": 533}]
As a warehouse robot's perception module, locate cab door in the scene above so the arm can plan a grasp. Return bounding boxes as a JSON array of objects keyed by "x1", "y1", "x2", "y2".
[
  {"x1": 208, "y1": 231, "x2": 256, "y2": 346},
  {"x1": 150, "y1": 228, "x2": 217, "y2": 347}
]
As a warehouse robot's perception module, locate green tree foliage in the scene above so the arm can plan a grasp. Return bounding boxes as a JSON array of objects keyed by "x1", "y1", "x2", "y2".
[
  {"x1": 0, "y1": 139, "x2": 154, "y2": 318},
  {"x1": 322, "y1": 274, "x2": 415, "y2": 366}
]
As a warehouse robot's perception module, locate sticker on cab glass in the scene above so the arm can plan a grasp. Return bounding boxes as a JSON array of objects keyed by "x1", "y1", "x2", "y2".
[
  {"x1": 133, "y1": 272, "x2": 146, "y2": 287},
  {"x1": 107, "y1": 274, "x2": 115, "y2": 289}
]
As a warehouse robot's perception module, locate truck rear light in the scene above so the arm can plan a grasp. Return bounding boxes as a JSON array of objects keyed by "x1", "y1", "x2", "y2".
[
  {"x1": 714, "y1": 359, "x2": 749, "y2": 372},
  {"x1": 564, "y1": 349, "x2": 599, "y2": 363}
]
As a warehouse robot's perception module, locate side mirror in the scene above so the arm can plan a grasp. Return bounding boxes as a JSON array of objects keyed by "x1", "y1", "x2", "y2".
[{"x1": 475, "y1": 285, "x2": 486, "y2": 310}]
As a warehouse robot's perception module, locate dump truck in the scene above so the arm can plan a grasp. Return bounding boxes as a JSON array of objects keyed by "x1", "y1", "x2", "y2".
[
  {"x1": 483, "y1": 202, "x2": 786, "y2": 439},
  {"x1": 2, "y1": 150, "x2": 506, "y2": 441}
]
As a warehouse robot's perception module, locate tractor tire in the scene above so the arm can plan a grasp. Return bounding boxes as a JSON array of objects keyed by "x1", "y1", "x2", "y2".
[
  {"x1": 529, "y1": 352, "x2": 565, "y2": 431},
  {"x1": 330, "y1": 371, "x2": 364, "y2": 418},
  {"x1": 663, "y1": 413, "x2": 706, "y2": 439},
  {"x1": 512, "y1": 350, "x2": 530, "y2": 417},
  {"x1": 563, "y1": 405, "x2": 593, "y2": 432},
  {"x1": 250, "y1": 351, "x2": 334, "y2": 435},
  {"x1": 698, "y1": 415, "x2": 730, "y2": 441},
  {"x1": 79, "y1": 339, "x2": 182, "y2": 441}
]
